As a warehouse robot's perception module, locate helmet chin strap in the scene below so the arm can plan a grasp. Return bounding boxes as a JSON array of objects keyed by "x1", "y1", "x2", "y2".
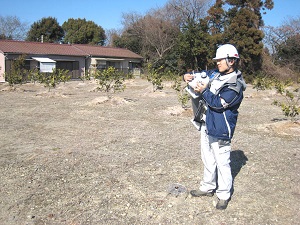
[{"x1": 223, "y1": 58, "x2": 232, "y2": 74}]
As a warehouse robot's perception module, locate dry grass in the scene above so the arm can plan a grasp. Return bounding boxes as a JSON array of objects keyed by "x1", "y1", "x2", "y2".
[{"x1": 0, "y1": 79, "x2": 299, "y2": 225}]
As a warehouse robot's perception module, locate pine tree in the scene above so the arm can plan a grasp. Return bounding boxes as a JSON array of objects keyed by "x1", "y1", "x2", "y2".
[
  {"x1": 26, "y1": 17, "x2": 64, "y2": 43},
  {"x1": 62, "y1": 18, "x2": 106, "y2": 45},
  {"x1": 177, "y1": 19, "x2": 210, "y2": 71},
  {"x1": 205, "y1": 0, "x2": 226, "y2": 67},
  {"x1": 222, "y1": 0, "x2": 274, "y2": 75}
]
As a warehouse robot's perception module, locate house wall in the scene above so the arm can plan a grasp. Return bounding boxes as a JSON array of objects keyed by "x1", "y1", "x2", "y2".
[
  {"x1": 45, "y1": 55, "x2": 85, "y2": 79},
  {"x1": 87, "y1": 57, "x2": 141, "y2": 75},
  {"x1": 1, "y1": 54, "x2": 86, "y2": 81},
  {"x1": 0, "y1": 51, "x2": 142, "y2": 82},
  {"x1": 0, "y1": 53, "x2": 5, "y2": 82}
]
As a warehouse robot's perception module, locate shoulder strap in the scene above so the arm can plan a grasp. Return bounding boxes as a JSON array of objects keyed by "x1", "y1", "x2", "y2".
[
  {"x1": 227, "y1": 79, "x2": 243, "y2": 93},
  {"x1": 215, "y1": 76, "x2": 244, "y2": 95}
]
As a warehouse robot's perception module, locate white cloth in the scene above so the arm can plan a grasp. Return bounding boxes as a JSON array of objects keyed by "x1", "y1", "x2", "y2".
[
  {"x1": 199, "y1": 124, "x2": 232, "y2": 200},
  {"x1": 210, "y1": 72, "x2": 238, "y2": 94}
]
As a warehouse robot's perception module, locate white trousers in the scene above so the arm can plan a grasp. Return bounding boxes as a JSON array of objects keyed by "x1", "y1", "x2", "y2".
[{"x1": 199, "y1": 124, "x2": 232, "y2": 200}]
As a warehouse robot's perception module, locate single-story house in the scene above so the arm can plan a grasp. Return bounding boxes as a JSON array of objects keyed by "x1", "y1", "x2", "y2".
[{"x1": 0, "y1": 40, "x2": 143, "y2": 82}]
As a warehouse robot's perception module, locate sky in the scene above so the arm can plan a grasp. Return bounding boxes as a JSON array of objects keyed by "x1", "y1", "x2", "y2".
[{"x1": 1, "y1": 0, "x2": 299, "y2": 30}]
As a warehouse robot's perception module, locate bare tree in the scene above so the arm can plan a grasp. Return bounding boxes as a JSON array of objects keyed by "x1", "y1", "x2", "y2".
[
  {"x1": 142, "y1": 14, "x2": 180, "y2": 60},
  {"x1": 166, "y1": 0, "x2": 212, "y2": 27},
  {"x1": 121, "y1": 12, "x2": 143, "y2": 31},
  {"x1": 121, "y1": 9, "x2": 180, "y2": 63},
  {"x1": 263, "y1": 16, "x2": 300, "y2": 55},
  {"x1": 119, "y1": 0, "x2": 211, "y2": 65},
  {"x1": 0, "y1": 15, "x2": 29, "y2": 40},
  {"x1": 105, "y1": 28, "x2": 122, "y2": 46}
]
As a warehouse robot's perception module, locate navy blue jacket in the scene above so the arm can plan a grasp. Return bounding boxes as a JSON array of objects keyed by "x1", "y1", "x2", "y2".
[{"x1": 201, "y1": 70, "x2": 246, "y2": 140}]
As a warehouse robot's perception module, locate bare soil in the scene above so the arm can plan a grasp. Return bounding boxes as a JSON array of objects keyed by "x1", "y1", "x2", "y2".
[{"x1": 0, "y1": 78, "x2": 299, "y2": 225}]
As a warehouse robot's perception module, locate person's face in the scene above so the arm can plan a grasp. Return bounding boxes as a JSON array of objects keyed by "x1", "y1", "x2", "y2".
[{"x1": 216, "y1": 58, "x2": 234, "y2": 73}]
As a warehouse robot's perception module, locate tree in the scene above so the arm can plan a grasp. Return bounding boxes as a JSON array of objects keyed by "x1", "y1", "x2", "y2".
[
  {"x1": 224, "y1": 7, "x2": 265, "y2": 74},
  {"x1": 177, "y1": 19, "x2": 211, "y2": 71},
  {"x1": 0, "y1": 15, "x2": 29, "y2": 40},
  {"x1": 105, "y1": 29, "x2": 122, "y2": 46},
  {"x1": 112, "y1": 12, "x2": 143, "y2": 53},
  {"x1": 167, "y1": 0, "x2": 212, "y2": 71},
  {"x1": 120, "y1": 10, "x2": 180, "y2": 66},
  {"x1": 4, "y1": 55, "x2": 28, "y2": 86},
  {"x1": 26, "y1": 17, "x2": 64, "y2": 43},
  {"x1": 112, "y1": 27, "x2": 143, "y2": 54},
  {"x1": 221, "y1": 0, "x2": 274, "y2": 75},
  {"x1": 62, "y1": 18, "x2": 106, "y2": 45},
  {"x1": 94, "y1": 67, "x2": 126, "y2": 95},
  {"x1": 113, "y1": 0, "x2": 212, "y2": 73},
  {"x1": 167, "y1": 0, "x2": 211, "y2": 28},
  {"x1": 206, "y1": 0, "x2": 225, "y2": 36},
  {"x1": 205, "y1": 0, "x2": 225, "y2": 66},
  {"x1": 263, "y1": 16, "x2": 300, "y2": 68},
  {"x1": 38, "y1": 68, "x2": 71, "y2": 91},
  {"x1": 272, "y1": 80, "x2": 300, "y2": 121},
  {"x1": 142, "y1": 14, "x2": 180, "y2": 63},
  {"x1": 275, "y1": 34, "x2": 300, "y2": 73}
]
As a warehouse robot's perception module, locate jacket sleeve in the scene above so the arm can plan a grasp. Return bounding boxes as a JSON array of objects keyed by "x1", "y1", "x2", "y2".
[{"x1": 201, "y1": 87, "x2": 242, "y2": 112}]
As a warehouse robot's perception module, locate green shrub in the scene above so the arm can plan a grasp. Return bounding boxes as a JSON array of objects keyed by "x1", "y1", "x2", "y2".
[
  {"x1": 171, "y1": 74, "x2": 190, "y2": 108},
  {"x1": 80, "y1": 70, "x2": 92, "y2": 82},
  {"x1": 4, "y1": 55, "x2": 28, "y2": 86},
  {"x1": 146, "y1": 64, "x2": 164, "y2": 92},
  {"x1": 28, "y1": 68, "x2": 42, "y2": 83},
  {"x1": 94, "y1": 67, "x2": 126, "y2": 94},
  {"x1": 252, "y1": 73, "x2": 275, "y2": 91},
  {"x1": 39, "y1": 68, "x2": 71, "y2": 91},
  {"x1": 272, "y1": 80, "x2": 300, "y2": 121},
  {"x1": 244, "y1": 73, "x2": 300, "y2": 121}
]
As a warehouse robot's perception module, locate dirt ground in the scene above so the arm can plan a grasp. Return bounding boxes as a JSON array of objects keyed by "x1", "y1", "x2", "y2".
[{"x1": 0, "y1": 78, "x2": 299, "y2": 225}]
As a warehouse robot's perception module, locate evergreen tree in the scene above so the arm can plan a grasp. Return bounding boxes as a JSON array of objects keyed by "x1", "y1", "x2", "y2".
[
  {"x1": 206, "y1": 0, "x2": 225, "y2": 36},
  {"x1": 275, "y1": 34, "x2": 300, "y2": 73},
  {"x1": 62, "y1": 18, "x2": 106, "y2": 45},
  {"x1": 26, "y1": 17, "x2": 64, "y2": 43},
  {"x1": 177, "y1": 19, "x2": 210, "y2": 71},
  {"x1": 112, "y1": 28, "x2": 142, "y2": 54},
  {"x1": 222, "y1": 0, "x2": 274, "y2": 75},
  {"x1": 205, "y1": 0, "x2": 226, "y2": 67}
]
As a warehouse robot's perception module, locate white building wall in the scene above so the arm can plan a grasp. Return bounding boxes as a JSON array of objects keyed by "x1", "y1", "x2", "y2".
[{"x1": 0, "y1": 53, "x2": 5, "y2": 82}]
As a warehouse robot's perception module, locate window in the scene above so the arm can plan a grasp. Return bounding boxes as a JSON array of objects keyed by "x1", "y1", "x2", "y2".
[
  {"x1": 32, "y1": 57, "x2": 56, "y2": 73},
  {"x1": 40, "y1": 62, "x2": 56, "y2": 73}
]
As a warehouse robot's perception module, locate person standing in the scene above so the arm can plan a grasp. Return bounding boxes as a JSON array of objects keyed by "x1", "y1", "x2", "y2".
[{"x1": 183, "y1": 44, "x2": 246, "y2": 210}]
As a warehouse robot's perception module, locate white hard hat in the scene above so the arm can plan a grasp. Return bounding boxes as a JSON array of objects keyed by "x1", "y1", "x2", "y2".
[{"x1": 213, "y1": 44, "x2": 239, "y2": 60}]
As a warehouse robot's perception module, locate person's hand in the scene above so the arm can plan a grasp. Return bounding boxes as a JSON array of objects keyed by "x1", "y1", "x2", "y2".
[
  {"x1": 194, "y1": 81, "x2": 208, "y2": 93},
  {"x1": 183, "y1": 73, "x2": 194, "y2": 83}
]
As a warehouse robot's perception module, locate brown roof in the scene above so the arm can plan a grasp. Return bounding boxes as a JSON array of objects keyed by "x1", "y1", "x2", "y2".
[
  {"x1": 0, "y1": 40, "x2": 86, "y2": 56},
  {"x1": 0, "y1": 40, "x2": 143, "y2": 59},
  {"x1": 74, "y1": 44, "x2": 143, "y2": 59}
]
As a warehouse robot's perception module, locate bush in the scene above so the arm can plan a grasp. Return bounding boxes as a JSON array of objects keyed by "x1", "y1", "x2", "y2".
[
  {"x1": 252, "y1": 72, "x2": 275, "y2": 91},
  {"x1": 4, "y1": 55, "x2": 28, "y2": 86},
  {"x1": 28, "y1": 68, "x2": 42, "y2": 83},
  {"x1": 94, "y1": 67, "x2": 126, "y2": 94},
  {"x1": 146, "y1": 64, "x2": 164, "y2": 92},
  {"x1": 272, "y1": 80, "x2": 300, "y2": 121},
  {"x1": 39, "y1": 68, "x2": 71, "y2": 91},
  {"x1": 252, "y1": 73, "x2": 299, "y2": 121},
  {"x1": 171, "y1": 73, "x2": 190, "y2": 108},
  {"x1": 80, "y1": 70, "x2": 92, "y2": 82}
]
